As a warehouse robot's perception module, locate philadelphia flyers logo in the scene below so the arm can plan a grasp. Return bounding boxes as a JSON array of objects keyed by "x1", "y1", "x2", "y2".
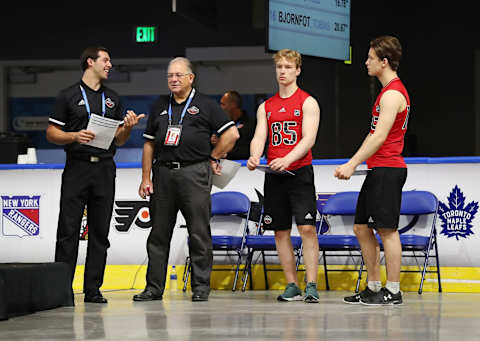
[{"x1": 114, "y1": 200, "x2": 151, "y2": 232}]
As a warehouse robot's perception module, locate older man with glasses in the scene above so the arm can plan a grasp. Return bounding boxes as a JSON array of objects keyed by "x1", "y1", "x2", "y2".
[{"x1": 133, "y1": 57, "x2": 239, "y2": 302}]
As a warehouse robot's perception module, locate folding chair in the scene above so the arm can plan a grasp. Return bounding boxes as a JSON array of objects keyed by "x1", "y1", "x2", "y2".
[
  {"x1": 317, "y1": 191, "x2": 364, "y2": 292},
  {"x1": 182, "y1": 191, "x2": 251, "y2": 292},
  {"x1": 373, "y1": 190, "x2": 442, "y2": 294},
  {"x1": 241, "y1": 190, "x2": 303, "y2": 291}
]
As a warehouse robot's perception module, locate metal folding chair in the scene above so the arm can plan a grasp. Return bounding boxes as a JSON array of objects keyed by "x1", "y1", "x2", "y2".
[
  {"x1": 317, "y1": 191, "x2": 364, "y2": 292},
  {"x1": 241, "y1": 189, "x2": 302, "y2": 291},
  {"x1": 182, "y1": 191, "x2": 250, "y2": 292},
  {"x1": 373, "y1": 190, "x2": 442, "y2": 294}
]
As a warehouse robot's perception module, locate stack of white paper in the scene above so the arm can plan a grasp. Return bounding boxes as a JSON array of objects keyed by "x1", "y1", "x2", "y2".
[{"x1": 84, "y1": 114, "x2": 122, "y2": 150}]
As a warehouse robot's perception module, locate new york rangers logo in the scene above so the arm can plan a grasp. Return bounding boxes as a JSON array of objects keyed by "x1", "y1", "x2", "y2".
[
  {"x1": 438, "y1": 185, "x2": 478, "y2": 240},
  {"x1": 1, "y1": 195, "x2": 40, "y2": 237}
]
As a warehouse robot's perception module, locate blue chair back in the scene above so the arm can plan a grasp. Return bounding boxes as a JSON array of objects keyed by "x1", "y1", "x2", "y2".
[
  {"x1": 211, "y1": 191, "x2": 251, "y2": 216},
  {"x1": 321, "y1": 191, "x2": 359, "y2": 216},
  {"x1": 400, "y1": 191, "x2": 438, "y2": 215}
]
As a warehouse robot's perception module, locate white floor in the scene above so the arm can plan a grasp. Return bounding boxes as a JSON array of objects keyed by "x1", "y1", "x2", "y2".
[{"x1": 1, "y1": 289, "x2": 479, "y2": 341}]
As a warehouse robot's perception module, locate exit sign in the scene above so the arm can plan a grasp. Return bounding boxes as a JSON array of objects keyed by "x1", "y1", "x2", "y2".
[{"x1": 136, "y1": 26, "x2": 157, "y2": 43}]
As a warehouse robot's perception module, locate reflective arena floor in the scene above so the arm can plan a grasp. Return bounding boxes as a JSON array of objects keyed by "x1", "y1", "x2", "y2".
[{"x1": 1, "y1": 289, "x2": 479, "y2": 341}]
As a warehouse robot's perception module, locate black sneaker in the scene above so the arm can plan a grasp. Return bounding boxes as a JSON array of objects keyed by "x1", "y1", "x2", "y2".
[
  {"x1": 343, "y1": 287, "x2": 376, "y2": 304},
  {"x1": 360, "y1": 287, "x2": 403, "y2": 306}
]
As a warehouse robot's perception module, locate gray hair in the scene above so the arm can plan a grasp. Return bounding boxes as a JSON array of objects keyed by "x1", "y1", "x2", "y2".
[{"x1": 168, "y1": 57, "x2": 194, "y2": 74}]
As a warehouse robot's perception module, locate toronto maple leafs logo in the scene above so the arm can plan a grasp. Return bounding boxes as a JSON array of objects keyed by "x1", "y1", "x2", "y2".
[{"x1": 438, "y1": 185, "x2": 478, "y2": 240}]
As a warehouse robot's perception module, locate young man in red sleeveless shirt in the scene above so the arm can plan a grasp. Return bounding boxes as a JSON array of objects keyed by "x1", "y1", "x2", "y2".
[
  {"x1": 335, "y1": 36, "x2": 410, "y2": 305},
  {"x1": 248, "y1": 49, "x2": 321, "y2": 303}
]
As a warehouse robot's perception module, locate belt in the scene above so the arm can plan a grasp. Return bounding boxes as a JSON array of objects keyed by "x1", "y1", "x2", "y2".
[
  {"x1": 157, "y1": 159, "x2": 206, "y2": 169},
  {"x1": 67, "y1": 154, "x2": 113, "y2": 163}
]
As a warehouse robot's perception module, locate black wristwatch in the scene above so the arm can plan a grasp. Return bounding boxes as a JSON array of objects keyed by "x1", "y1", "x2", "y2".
[{"x1": 209, "y1": 155, "x2": 220, "y2": 163}]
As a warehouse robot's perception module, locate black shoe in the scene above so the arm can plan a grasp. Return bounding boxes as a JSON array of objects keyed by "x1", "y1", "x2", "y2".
[
  {"x1": 192, "y1": 293, "x2": 209, "y2": 302},
  {"x1": 84, "y1": 291, "x2": 108, "y2": 304},
  {"x1": 343, "y1": 287, "x2": 377, "y2": 305},
  {"x1": 360, "y1": 287, "x2": 403, "y2": 306},
  {"x1": 133, "y1": 289, "x2": 163, "y2": 302}
]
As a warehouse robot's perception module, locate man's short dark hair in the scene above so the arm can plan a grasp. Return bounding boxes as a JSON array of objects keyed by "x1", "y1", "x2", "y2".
[
  {"x1": 370, "y1": 36, "x2": 402, "y2": 71},
  {"x1": 226, "y1": 90, "x2": 242, "y2": 108},
  {"x1": 80, "y1": 46, "x2": 110, "y2": 71}
]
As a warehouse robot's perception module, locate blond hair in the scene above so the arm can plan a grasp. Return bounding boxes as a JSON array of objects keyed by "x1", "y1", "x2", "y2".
[{"x1": 273, "y1": 49, "x2": 302, "y2": 68}]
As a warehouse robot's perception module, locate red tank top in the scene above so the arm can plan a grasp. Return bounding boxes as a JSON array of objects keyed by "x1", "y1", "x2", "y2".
[
  {"x1": 366, "y1": 78, "x2": 410, "y2": 168},
  {"x1": 265, "y1": 88, "x2": 312, "y2": 171}
]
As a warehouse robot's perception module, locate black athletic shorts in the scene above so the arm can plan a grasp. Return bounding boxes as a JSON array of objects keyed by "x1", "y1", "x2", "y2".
[
  {"x1": 263, "y1": 165, "x2": 317, "y2": 231},
  {"x1": 354, "y1": 167, "x2": 407, "y2": 230}
]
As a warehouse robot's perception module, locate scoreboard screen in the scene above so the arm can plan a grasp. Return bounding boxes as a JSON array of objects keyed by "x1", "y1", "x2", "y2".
[{"x1": 267, "y1": 0, "x2": 351, "y2": 61}]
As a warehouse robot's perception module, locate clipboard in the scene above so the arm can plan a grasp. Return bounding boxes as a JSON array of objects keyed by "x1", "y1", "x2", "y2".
[
  {"x1": 352, "y1": 169, "x2": 370, "y2": 176},
  {"x1": 84, "y1": 114, "x2": 121, "y2": 150},
  {"x1": 256, "y1": 164, "x2": 295, "y2": 176},
  {"x1": 212, "y1": 159, "x2": 242, "y2": 189}
]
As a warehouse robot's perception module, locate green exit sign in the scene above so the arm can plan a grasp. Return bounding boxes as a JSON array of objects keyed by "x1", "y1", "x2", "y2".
[{"x1": 136, "y1": 26, "x2": 157, "y2": 43}]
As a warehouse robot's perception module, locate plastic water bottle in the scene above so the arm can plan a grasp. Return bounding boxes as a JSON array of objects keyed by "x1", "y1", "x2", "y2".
[{"x1": 170, "y1": 265, "x2": 178, "y2": 291}]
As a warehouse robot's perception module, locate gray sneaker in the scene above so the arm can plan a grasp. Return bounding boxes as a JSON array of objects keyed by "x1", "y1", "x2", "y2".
[
  {"x1": 277, "y1": 283, "x2": 303, "y2": 302},
  {"x1": 303, "y1": 282, "x2": 319, "y2": 303}
]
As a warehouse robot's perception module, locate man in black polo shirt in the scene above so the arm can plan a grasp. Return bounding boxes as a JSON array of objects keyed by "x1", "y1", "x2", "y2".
[
  {"x1": 46, "y1": 46, "x2": 144, "y2": 304},
  {"x1": 133, "y1": 57, "x2": 239, "y2": 302}
]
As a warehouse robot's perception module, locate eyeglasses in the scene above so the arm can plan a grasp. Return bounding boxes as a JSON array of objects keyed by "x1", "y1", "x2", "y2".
[{"x1": 167, "y1": 72, "x2": 191, "y2": 79}]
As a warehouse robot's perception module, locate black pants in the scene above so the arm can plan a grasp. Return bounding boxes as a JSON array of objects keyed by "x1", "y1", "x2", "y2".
[
  {"x1": 54, "y1": 157, "x2": 116, "y2": 294},
  {"x1": 146, "y1": 161, "x2": 212, "y2": 296}
]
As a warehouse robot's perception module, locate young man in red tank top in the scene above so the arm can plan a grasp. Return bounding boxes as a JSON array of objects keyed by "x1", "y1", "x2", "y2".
[
  {"x1": 248, "y1": 49, "x2": 321, "y2": 302},
  {"x1": 335, "y1": 36, "x2": 410, "y2": 305}
]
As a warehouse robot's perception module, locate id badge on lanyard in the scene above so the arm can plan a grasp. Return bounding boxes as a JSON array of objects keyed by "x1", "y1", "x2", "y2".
[
  {"x1": 164, "y1": 125, "x2": 183, "y2": 146},
  {"x1": 163, "y1": 88, "x2": 195, "y2": 147}
]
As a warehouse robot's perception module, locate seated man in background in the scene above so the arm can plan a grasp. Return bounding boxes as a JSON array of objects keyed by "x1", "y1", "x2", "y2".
[{"x1": 211, "y1": 90, "x2": 256, "y2": 160}]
